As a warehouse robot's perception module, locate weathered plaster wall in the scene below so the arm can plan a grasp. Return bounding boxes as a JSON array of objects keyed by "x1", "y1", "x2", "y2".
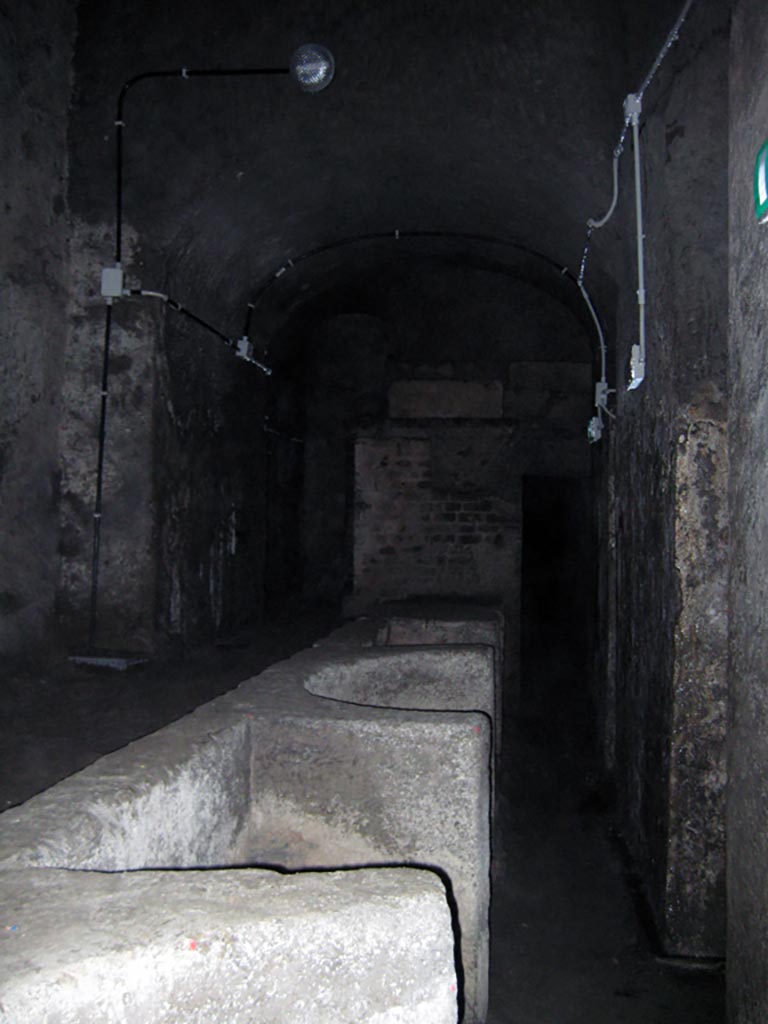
[
  {"x1": 598, "y1": 0, "x2": 728, "y2": 957},
  {"x1": 0, "y1": 1, "x2": 77, "y2": 660},
  {"x1": 728, "y1": 1, "x2": 768, "y2": 1017},
  {"x1": 667, "y1": 411, "x2": 728, "y2": 955}
]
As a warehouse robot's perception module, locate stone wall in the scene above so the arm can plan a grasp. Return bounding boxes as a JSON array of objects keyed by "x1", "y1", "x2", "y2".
[
  {"x1": 596, "y1": 0, "x2": 728, "y2": 957},
  {"x1": 728, "y1": 1, "x2": 768, "y2": 1018},
  {"x1": 0, "y1": 0, "x2": 78, "y2": 660},
  {"x1": 302, "y1": 315, "x2": 388, "y2": 603},
  {"x1": 153, "y1": 310, "x2": 271, "y2": 643},
  {"x1": 56, "y1": 223, "x2": 160, "y2": 651}
]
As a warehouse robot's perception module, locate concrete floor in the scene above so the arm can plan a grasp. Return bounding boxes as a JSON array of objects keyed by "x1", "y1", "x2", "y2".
[{"x1": 1, "y1": 614, "x2": 724, "y2": 1022}]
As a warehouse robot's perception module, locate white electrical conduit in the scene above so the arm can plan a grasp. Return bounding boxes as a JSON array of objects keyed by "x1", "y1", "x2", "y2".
[
  {"x1": 581, "y1": 275, "x2": 614, "y2": 443},
  {"x1": 627, "y1": 98, "x2": 646, "y2": 390},
  {"x1": 579, "y1": 0, "x2": 697, "y2": 405}
]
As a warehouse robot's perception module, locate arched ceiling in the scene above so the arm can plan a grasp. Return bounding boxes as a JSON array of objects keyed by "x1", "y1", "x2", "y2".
[{"x1": 69, "y1": 0, "x2": 678, "y2": 356}]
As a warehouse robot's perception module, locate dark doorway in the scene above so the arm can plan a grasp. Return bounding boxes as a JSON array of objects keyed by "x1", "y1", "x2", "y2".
[{"x1": 520, "y1": 475, "x2": 597, "y2": 745}]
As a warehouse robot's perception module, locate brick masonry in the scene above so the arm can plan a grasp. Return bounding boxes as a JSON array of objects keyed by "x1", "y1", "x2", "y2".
[{"x1": 352, "y1": 432, "x2": 521, "y2": 622}]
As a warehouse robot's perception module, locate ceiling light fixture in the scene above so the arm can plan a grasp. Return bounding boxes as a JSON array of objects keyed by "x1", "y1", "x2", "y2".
[{"x1": 290, "y1": 44, "x2": 335, "y2": 93}]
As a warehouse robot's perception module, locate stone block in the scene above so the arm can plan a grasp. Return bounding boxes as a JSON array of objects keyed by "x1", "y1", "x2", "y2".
[
  {"x1": 0, "y1": 631, "x2": 493, "y2": 1022},
  {"x1": 0, "y1": 866, "x2": 457, "y2": 1024},
  {"x1": 0, "y1": 713, "x2": 253, "y2": 872},
  {"x1": 502, "y1": 387, "x2": 551, "y2": 419},
  {"x1": 317, "y1": 603, "x2": 505, "y2": 758},
  {"x1": 245, "y1": 705, "x2": 489, "y2": 1024},
  {"x1": 305, "y1": 645, "x2": 495, "y2": 719},
  {"x1": 503, "y1": 388, "x2": 591, "y2": 423}
]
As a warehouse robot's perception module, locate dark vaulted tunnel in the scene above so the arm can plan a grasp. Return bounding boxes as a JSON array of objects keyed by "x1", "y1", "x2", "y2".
[{"x1": 4, "y1": 0, "x2": 768, "y2": 1019}]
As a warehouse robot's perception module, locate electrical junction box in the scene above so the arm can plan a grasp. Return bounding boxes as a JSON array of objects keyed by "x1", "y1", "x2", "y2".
[
  {"x1": 755, "y1": 139, "x2": 768, "y2": 224},
  {"x1": 100, "y1": 265, "x2": 124, "y2": 298}
]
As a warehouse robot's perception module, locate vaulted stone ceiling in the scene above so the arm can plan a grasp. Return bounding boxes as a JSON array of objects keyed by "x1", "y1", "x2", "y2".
[{"x1": 68, "y1": 0, "x2": 678, "y2": 359}]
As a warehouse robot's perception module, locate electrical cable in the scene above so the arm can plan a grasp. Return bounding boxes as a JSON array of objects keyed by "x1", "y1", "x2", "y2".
[
  {"x1": 88, "y1": 301, "x2": 113, "y2": 649},
  {"x1": 577, "y1": 0, "x2": 697, "y2": 407},
  {"x1": 246, "y1": 228, "x2": 607, "y2": 377},
  {"x1": 125, "y1": 290, "x2": 273, "y2": 374},
  {"x1": 636, "y1": 0, "x2": 696, "y2": 104},
  {"x1": 250, "y1": 229, "x2": 575, "y2": 306},
  {"x1": 87, "y1": 63, "x2": 290, "y2": 649},
  {"x1": 580, "y1": 0, "x2": 697, "y2": 281},
  {"x1": 628, "y1": 105, "x2": 646, "y2": 390},
  {"x1": 114, "y1": 67, "x2": 288, "y2": 264}
]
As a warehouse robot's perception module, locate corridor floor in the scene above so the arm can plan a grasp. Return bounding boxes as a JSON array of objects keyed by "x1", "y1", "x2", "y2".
[
  {"x1": 1, "y1": 615, "x2": 724, "y2": 1022},
  {"x1": 488, "y1": 700, "x2": 724, "y2": 1023}
]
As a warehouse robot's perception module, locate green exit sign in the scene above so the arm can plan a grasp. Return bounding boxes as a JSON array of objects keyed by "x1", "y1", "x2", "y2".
[{"x1": 755, "y1": 139, "x2": 768, "y2": 223}]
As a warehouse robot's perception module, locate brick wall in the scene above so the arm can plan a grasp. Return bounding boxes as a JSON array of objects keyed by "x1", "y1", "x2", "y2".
[{"x1": 352, "y1": 433, "x2": 521, "y2": 610}]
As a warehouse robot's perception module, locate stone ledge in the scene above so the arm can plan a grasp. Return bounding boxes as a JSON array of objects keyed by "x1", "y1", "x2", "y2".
[{"x1": 0, "y1": 866, "x2": 457, "y2": 1024}]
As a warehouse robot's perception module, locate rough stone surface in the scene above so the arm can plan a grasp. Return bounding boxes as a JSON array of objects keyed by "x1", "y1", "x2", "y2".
[
  {"x1": 305, "y1": 645, "x2": 495, "y2": 718},
  {"x1": 0, "y1": 714, "x2": 253, "y2": 872},
  {"x1": 318, "y1": 603, "x2": 504, "y2": 761},
  {"x1": 246, "y1": 708, "x2": 489, "y2": 1024},
  {"x1": 0, "y1": 633, "x2": 491, "y2": 1022},
  {"x1": 0, "y1": 867, "x2": 457, "y2": 1024},
  {"x1": 728, "y1": 1, "x2": 768, "y2": 1018},
  {"x1": 153, "y1": 304, "x2": 271, "y2": 643},
  {"x1": 0, "y1": 0, "x2": 77, "y2": 659},
  {"x1": 594, "y1": 0, "x2": 728, "y2": 959},
  {"x1": 503, "y1": 361, "x2": 592, "y2": 423},
  {"x1": 666, "y1": 414, "x2": 727, "y2": 953},
  {"x1": 57, "y1": 220, "x2": 159, "y2": 651}
]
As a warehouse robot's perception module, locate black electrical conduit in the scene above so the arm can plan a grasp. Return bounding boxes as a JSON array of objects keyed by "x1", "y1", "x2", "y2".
[
  {"x1": 113, "y1": 68, "x2": 289, "y2": 264},
  {"x1": 247, "y1": 228, "x2": 608, "y2": 372},
  {"x1": 251, "y1": 229, "x2": 589, "y2": 306},
  {"x1": 122, "y1": 288, "x2": 272, "y2": 373},
  {"x1": 89, "y1": 65, "x2": 290, "y2": 650}
]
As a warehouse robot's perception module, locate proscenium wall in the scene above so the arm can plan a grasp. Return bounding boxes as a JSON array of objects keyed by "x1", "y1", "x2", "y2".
[
  {"x1": 0, "y1": 1, "x2": 78, "y2": 659},
  {"x1": 601, "y1": 0, "x2": 728, "y2": 957},
  {"x1": 729, "y1": 1, "x2": 768, "y2": 1018}
]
